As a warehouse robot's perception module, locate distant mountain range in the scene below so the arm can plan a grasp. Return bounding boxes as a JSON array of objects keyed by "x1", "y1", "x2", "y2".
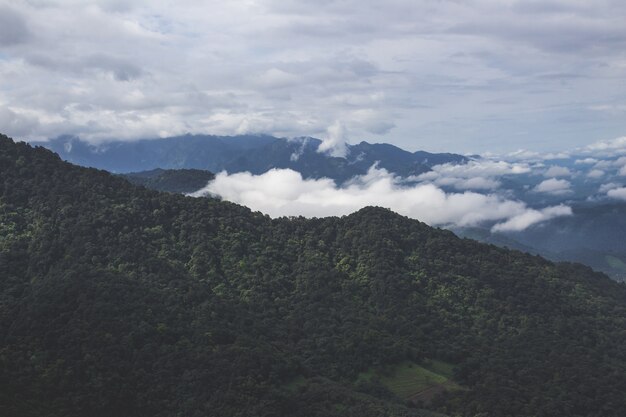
[
  {"x1": 121, "y1": 169, "x2": 215, "y2": 194},
  {"x1": 37, "y1": 134, "x2": 467, "y2": 183}
]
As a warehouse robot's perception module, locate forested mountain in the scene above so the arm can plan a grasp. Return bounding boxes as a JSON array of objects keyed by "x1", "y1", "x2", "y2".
[
  {"x1": 36, "y1": 134, "x2": 467, "y2": 182},
  {"x1": 121, "y1": 168, "x2": 215, "y2": 194},
  {"x1": 2, "y1": 133, "x2": 626, "y2": 417},
  {"x1": 456, "y1": 202, "x2": 626, "y2": 282}
]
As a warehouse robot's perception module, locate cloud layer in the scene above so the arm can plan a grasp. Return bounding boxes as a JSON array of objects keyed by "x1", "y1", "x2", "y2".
[
  {"x1": 416, "y1": 159, "x2": 531, "y2": 190},
  {"x1": 192, "y1": 166, "x2": 571, "y2": 231},
  {"x1": 1, "y1": 0, "x2": 625, "y2": 153}
]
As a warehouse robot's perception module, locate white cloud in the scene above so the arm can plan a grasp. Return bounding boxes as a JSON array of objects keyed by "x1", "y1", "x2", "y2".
[
  {"x1": 587, "y1": 169, "x2": 604, "y2": 178},
  {"x1": 430, "y1": 159, "x2": 531, "y2": 177},
  {"x1": 504, "y1": 149, "x2": 571, "y2": 162},
  {"x1": 414, "y1": 159, "x2": 530, "y2": 190},
  {"x1": 191, "y1": 166, "x2": 570, "y2": 231},
  {"x1": 575, "y1": 158, "x2": 598, "y2": 164},
  {"x1": 607, "y1": 187, "x2": 626, "y2": 201},
  {"x1": 544, "y1": 165, "x2": 571, "y2": 177},
  {"x1": 593, "y1": 156, "x2": 626, "y2": 176},
  {"x1": 599, "y1": 182, "x2": 621, "y2": 193},
  {"x1": 533, "y1": 178, "x2": 572, "y2": 195},
  {"x1": 583, "y1": 136, "x2": 626, "y2": 157},
  {"x1": 491, "y1": 205, "x2": 572, "y2": 232},
  {"x1": 318, "y1": 121, "x2": 348, "y2": 158}
]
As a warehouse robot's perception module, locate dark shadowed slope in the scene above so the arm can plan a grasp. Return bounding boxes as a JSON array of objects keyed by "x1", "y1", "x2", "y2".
[{"x1": 1, "y1": 134, "x2": 626, "y2": 417}]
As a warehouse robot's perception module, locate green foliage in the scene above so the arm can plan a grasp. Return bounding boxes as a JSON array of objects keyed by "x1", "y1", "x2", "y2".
[
  {"x1": 358, "y1": 360, "x2": 459, "y2": 401},
  {"x1": 1, "y1": 134, "x2": 626, "y2": 417}
]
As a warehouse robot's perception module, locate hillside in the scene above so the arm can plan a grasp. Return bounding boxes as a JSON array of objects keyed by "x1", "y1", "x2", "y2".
[
  {"x1": 456, "y1": 202, "x2": 626, "y2": 282},
  {"x1": 35, "y1": 134, "x2": 467, "y2": 182},
  {"x1": 121, "y1": 168, "x2": 215, "y2": 194},
  {"x1": 1, "y1": 134, "x2": 626, "y2": 417}
]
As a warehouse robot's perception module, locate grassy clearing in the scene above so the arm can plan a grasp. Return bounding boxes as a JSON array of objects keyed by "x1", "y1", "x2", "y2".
[{"x1": 358, "y1": 360, "x2": 461, "y2": 401}]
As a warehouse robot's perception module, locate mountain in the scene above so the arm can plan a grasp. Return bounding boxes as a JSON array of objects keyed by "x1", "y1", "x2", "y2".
[
  {"x1": 454, "y1": 201, "x2": 626, "y2": 282},
  {"x1": 35, "y1": 134, "x2": 467, "y2": 182},
  {"x1": 38, "y1": 133, "x2": 277, "y2": 174},
  {"x1": 498, "y1": 202, "x2": 626, "y2": 281},
  {"x1": 121, "y1": 168, "x2": 215, "y2": 194},
  {"x1": 2, "y1": 134, "x2": 626, "y2": 417}
]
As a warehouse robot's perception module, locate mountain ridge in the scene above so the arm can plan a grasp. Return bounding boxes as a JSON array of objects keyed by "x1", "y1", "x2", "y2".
[
  {"x1": 34, "y1": 134, "x2": 467, "y2": 182},
  {"x1": 2, "y1": 134, "x2": 626, "y2": 416}
]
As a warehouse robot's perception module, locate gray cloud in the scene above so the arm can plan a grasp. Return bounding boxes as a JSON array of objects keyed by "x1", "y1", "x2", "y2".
[
  {"x1": 25, "y1": 53, "x2": 143, "y2": 81},
  {"x1": 0, "y1": 105, "x2": 40, "y2": 136},
  {"x1": 0, "y1": 0, "x2": 624, "y2": 152},
  {"x1": 0, "y1": 6, "x2": 31, "y2": 46}
]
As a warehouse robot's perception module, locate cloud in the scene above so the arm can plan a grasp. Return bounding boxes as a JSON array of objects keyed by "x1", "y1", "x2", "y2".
[
  {"x1": 599, "y1": 182, "x2": 622, "y2": 193},
  {"x1": 607, "y1": 187, "x2": 626, "y2": 201},
  {"x1": 25, "y1": 53, "x2": 143, "y2": 81},
  {"x1": 502, "y1": 149, "x2": 571, "y2": 162},
  {"x1": 587, "y1": 169, "x2": 604, "y2": 179},
  {"x1": 1, "y1": 1, "x2": 625, "y2": 153},
  {"x1": 318, "y1": 121, "x2": 348, "y2": 158},
  {"x1": 0, "y1": 6, "x2": 31, "y2": 46},
  {"x1": 583, "y1": 136, "x2": 626, "y2": 157},
  {"x1": 430, "y1": 176, "x2": 501, "y2": 191},
  {"x1": 575, "y1": 158, "x2": 598, "y2": 164},
  {"x1": 491, "y1": 205, "x2": 572, "y2": 232},
  {"x1": 191, "y1": 165, "x2": 570, "y2": 231},
  {"x1": 415, "y1": 159, "x2": 530, "y2": 190},
  {"x1": 533, "y1": 178, "x2": 572, "y2": 195},
  {"x1": 544, "y1": 165, "x2": 571, "y2": 177},
  {"x1": 0, "y1": 105, "x2": 40, "y2": 137}
]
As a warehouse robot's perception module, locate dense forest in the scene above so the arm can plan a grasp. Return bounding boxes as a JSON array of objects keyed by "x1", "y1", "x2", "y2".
[{"x1": 1, "y1": 134, "x2": 626, "y2": 417}]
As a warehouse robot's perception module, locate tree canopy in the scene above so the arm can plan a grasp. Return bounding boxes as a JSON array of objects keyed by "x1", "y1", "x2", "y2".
[{"x1": 1, "y1": 134, "x2": 626, "y2": 417}]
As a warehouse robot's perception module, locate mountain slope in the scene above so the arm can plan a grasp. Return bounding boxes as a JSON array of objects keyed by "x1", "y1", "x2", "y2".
[
  {"x1": 458, "y1": 202, "x2": 626, "y2": 281},
  {"x1": 121, "y1": 168, "x2": 215, "y2": 194},
  {"x1": 1, "y1": 134, "x2": 626, "y2": 417},
  {"x1": 36, "y1": 134, "x2": 467, "y2": 182}
]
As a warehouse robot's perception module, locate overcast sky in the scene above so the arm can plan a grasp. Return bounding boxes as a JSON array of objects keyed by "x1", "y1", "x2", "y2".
[{"x1": 1, "y1": 0, "x2": 626, "y2": 153}]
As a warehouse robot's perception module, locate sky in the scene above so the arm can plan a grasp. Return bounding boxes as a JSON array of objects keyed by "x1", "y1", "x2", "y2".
[{"x1": 1, "y1": 0, "x2": 626, "y2": 154}]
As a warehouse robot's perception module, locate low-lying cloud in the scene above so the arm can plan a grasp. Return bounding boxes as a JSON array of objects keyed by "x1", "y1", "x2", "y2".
[
  {"x1": 607, "y1": 187, "x2": 626, "y2": 201},
  {"x1": 544, "y1": 165, "x2": 571, "y2": 177},
  {"x1": 318, "y1": 121, "x2": 348, "y2": 158},
  {"x1": 533, "y1": 178, "x2": 572, "y2": 195},
  {"x1": 191, "y1": 166, "x2": 571, "y2": 232},
  {"x1": 491, "y1": 205, "x2": 573, "y2": 232},
  {"x1": 415, "y1": 159, "x2": 531, "y2": 190}
]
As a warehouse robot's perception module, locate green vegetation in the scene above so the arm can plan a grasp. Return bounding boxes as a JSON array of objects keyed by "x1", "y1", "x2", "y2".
[
  {"x1": 1, "y1": 134, "x2": 626, "y2": 417},
  {"x1": 358, "y1": 360, "x2": 460, "y2": 401}
]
